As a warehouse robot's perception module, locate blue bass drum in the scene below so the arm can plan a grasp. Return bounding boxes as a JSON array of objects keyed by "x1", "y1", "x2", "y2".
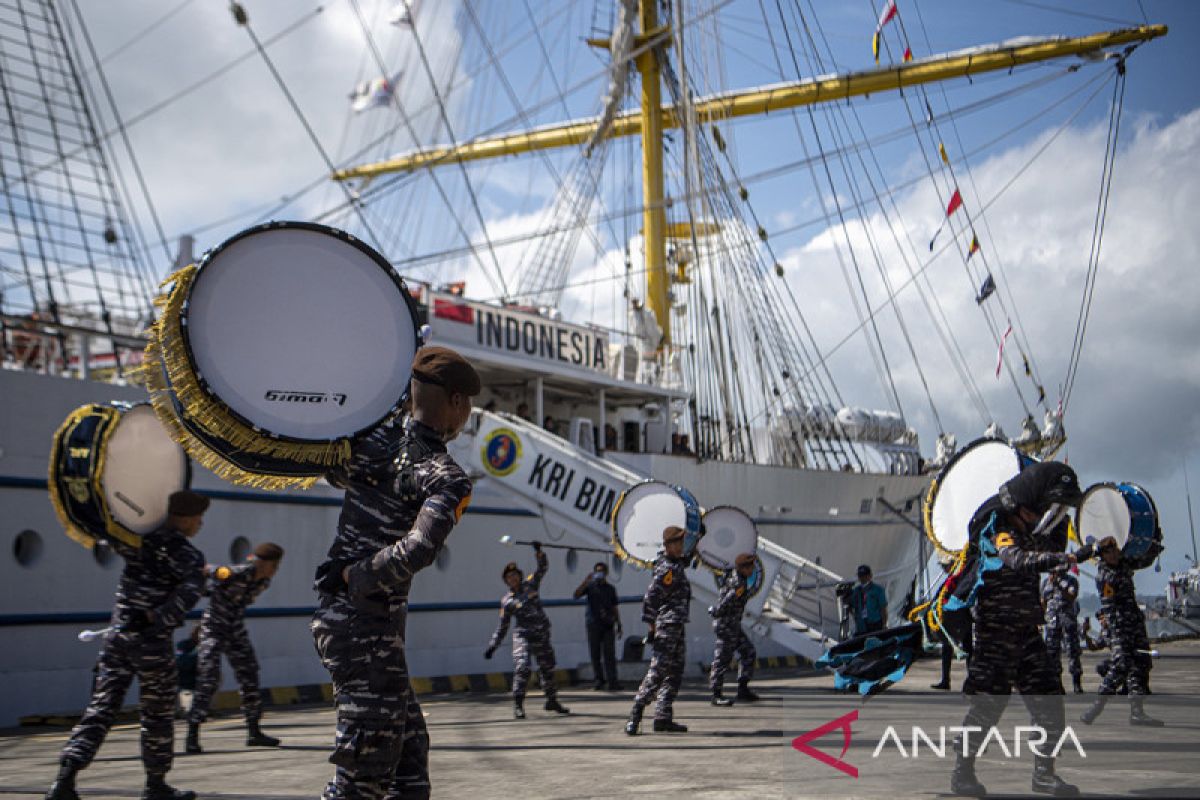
[
  {"x1": 611, "y1": 480, "x2": 703, "y2": 569},
  {"x1": 1077, "y1": 482, "x2": 1160, "y2": 562}
]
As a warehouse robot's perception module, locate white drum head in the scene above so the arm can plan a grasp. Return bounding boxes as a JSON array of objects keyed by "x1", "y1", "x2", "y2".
[
  {"x1": 698, "y1": 506, "x2": 758, "y2": 571},
  {"x1": 103, "y1": 405, "x2": 189, "y2": 535},
  {"x1": 185, "y1": 225, "x2": 417, "y2": 440},
  {"x1": 929, "y1": 440, "x2": 1023, "y2": 553},
  {"x1": 1077, "y1": 485, "x2": 1132, "y2": 550},
  {"x1": 614, "y1": 482, "x2": 691, "y2": 567}
]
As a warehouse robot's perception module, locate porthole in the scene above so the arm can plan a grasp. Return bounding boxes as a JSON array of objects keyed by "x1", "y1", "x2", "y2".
[
  {"x1": 436, "y1": 545, "x2": 451, "y2": 572},
  {"x1": 93, "y1": 539, "x2": 116, "y2": 568},
  {"x1": 565, "y1": 548, "x2": 578, "y2": 573},
  {"x1": 230, "y1": 535, "x2": 251, "y2": 562},
  {"x1": 609, "y1": 554, "x2": 623, "y2": 581},
  {"x1": 13, "y1": 529, "x2": 43, "y2": 567}
]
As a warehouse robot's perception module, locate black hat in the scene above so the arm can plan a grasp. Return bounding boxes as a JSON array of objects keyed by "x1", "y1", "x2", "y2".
[
  {"x1": 502, "y1": 561, "x2": 521, "y2": 579},
  {"x1": 167, "y1": 490, "x2": 209, "y2": 517},
  {"x1": 412, "y1": 346, "x2": 481, "y2": 397},
  {"x1": 1000, "y1": 461, "x2": 1083, "y2": 515},
  {"x1": 856, "y1": 564, "x2": 872, "y2": 576},
  {"x1": 253, "y1": 542, "x2": 284, "y2": 561}
]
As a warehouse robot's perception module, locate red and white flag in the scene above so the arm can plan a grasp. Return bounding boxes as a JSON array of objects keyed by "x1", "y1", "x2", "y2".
[
  {"x1": 872, "y1": 0, "x2": 899, "y2": 63},
  {"x1": 995, "y1": 323, "x2": 1013, "y2": 378}
]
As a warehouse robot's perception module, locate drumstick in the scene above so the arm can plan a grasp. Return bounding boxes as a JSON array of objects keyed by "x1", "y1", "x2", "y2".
[
  {"x1": 498, "y1": 535, "x2": 609, "y2": 554},
  {"x1": 1136, "y1": 649, "x2": 1160, "y2": 658},
  {"x1": 78, "y1": 627, "x2": 112, "y2": 642}
]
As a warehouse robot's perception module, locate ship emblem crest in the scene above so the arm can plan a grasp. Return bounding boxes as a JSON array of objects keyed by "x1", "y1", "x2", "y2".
[{"x1": 482, "y1": 428, "x2": 521, "y2": 478}]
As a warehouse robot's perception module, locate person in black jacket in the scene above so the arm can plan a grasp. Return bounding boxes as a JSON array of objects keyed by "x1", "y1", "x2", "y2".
[{"x1": 574, "y1": 561, "x2": 622, "y2": 691}]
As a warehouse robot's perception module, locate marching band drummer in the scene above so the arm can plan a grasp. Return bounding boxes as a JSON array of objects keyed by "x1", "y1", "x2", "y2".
[
  {"x1": 945, "y1": 462, "x2": 1083, "y2": 798},
  {"x1": 311, "y1": 346, "x2": 479, "y2": 800},
  {"x1": 484, "y1": 543, "x2": 571, "y2": 719},
  {"x1": 625, "y1": 525, "x2": 692, "y2": 736},
  {"x1": 1079, "y1": 534, "x2": 1165, "y2": 727},
  {"x1": 708, "y1": 553, "x2": 760, "y2": 706},
  {"x1": 46, "y1": 491, "x2": 209, "y2": 800}
]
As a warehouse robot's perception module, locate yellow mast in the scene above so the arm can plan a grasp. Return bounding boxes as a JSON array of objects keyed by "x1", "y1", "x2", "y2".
[
  {"x1": 636, "y1": 0, "x2": 669, "y2": 344},
  {"x1": 332, "y1": 23, "x2": 1167, "y2": 346}
]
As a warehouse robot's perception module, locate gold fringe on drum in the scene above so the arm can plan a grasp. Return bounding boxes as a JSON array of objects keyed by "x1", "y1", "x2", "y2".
[{"x1": 141, "y1": 266, "x2": 348, "y2": 490}]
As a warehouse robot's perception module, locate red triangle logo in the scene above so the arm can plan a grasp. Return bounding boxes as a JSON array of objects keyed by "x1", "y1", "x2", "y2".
[{"x1": 791, "y1": 709, "x2": 859, "y2": 778}]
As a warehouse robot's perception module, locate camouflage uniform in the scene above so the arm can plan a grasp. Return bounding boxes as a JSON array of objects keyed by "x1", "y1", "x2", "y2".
[
  {"x1": 187, "y1": 562, "x2": 272, "y2": 725},
  {"x1": 632, "y1": 553, "x2": 691, "y2": 722},
  {"x1": 61, "y1": 527, "x2": 205, "y2": 774},
  {"x1": 312, "y1": 417, "x2": 472, "y2": 800},
  {"x1": 957, "y1": 495, "x2": 1070, "y2": 766},
  {"x1": 1095, "y1": 544, "x2": 1162, "y2": 696},
  {"x1": 487, "y1": 550, "x2": 559, "y2": 702},
  {"x1": 1042, "y1": 570, "x2": 1082, "y2": 681},
  {"x1": 708, "y1": 568, "x2": 755, "y2": 693}
]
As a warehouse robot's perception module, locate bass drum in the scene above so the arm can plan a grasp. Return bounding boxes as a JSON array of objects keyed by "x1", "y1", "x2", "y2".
[
  {"x1": 924, "y1": 437, "x2": 1033, "y2": 556},
  {"x1": 611, "y1": 480, "x2": 702, "y2": 569},
  {"x1": 697, "y1": 506, "x2": 758, "y2": 572},
  {"x1": 144, "y1": 221, "x2": 420, "y2": 489},
  {"x1": 1076, "y1": 482, "x2": 1161, "y2": 563},
  {"x1": 49, "y1": 403, "x2": 190, "y2": 550}
]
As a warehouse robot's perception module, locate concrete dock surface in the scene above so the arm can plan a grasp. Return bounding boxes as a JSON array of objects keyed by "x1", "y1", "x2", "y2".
[{"x1": 3, "y1": 639, "x2": 1198, "y2": 799}]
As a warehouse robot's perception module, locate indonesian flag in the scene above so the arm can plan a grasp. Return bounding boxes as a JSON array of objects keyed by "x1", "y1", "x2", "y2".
[
  {"x1": 996, "y1": 323, "x2": 1013, "y2": 378},
  {"x1": 872, "y1": 0, "x2": 899, "y2": 63},
  {"x1": 434, "y1": 297, "x2": 473, "y2": 324},
  {"x1": 350, "y1": 74, "x2": 400, "y2": 113},
  {"x1": 929, "y1": 189, "x2": 964, "y2": 251}
]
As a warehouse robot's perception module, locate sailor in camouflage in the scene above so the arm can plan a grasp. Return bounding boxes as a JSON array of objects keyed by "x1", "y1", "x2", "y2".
[
  {"x1": 185, "y1": 542, "x2": 285, "y2": 754},
  {"x1": 1079, "y1": 534, "x2": 1165, "y2": 727},
  {"x1": 709, "y1": 553, "x2": 759, "y2": 706},
  {"x1": 47, "y1": 490, "x2": 209, "y2": 800},
  {"x1": 484, "y1": 545, "x2": 570, "y2": 718},
  {"x1": 1042, "y1": 564, "x2": 1084, "y2": 692},
  {"x1": 626, "y1": 526, "x2": 692, "y2": 735},
  {"x1": 311, "y1": 346, "x2": 478, "y2": 800},
  {"x1": 947, "y1": 462, "x2": 1084, "y2": 799}
]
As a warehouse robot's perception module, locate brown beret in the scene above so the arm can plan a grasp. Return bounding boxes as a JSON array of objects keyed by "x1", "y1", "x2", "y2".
[
  {"x1": 663, "y1": 525, "x2": 685, "y2": 543},
  {"x1": 735, "y1": 553, "x2": 756, "y2": 569},
  {"x1": 168, "y1": 490, "x2": 209, "y2": 517},
  {"x1": 412, "y1": 346, "x2": 481, "y2": 397},
  {"x1": 253, "y1": 542, "x2": 284, "y2": 561}
]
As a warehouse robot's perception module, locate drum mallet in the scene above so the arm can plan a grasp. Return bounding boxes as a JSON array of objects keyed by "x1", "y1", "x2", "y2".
[
  {"x1": 498, "y1": 535, "x2": 609, "y2": 554},
  {"x1": 78, "y1": 626, "x2": 113, "y2": 642},
  {"x1": 1136, "y1": 649, "x2": 1161, "y2": 658}
]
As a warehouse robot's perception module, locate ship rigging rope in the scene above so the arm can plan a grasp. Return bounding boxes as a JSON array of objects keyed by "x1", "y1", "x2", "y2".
[
  {"x1": 1062, "y1": 60, "x2": 1127, "y2": 415},
  {"x1": 94, "y1": 0, "x2": 196, "y2": 66},
  {"x1": 230, "y1": 3, "x2": 385, "y2": 254}
]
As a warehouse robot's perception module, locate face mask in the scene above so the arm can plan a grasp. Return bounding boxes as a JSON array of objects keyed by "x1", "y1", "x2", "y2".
[{"x1": 593, "y1": 571, "x2": 606, "y2": 581}]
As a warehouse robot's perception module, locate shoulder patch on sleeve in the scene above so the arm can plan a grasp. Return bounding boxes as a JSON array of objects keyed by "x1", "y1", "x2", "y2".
[
  {"x1": 663, "y1": 570, "x2": 674, "y2": 586},
  {"x1": 994, "y1": 532, "x2": 1015, "y2": 548},
  {"x1": 735, "y1": 586, "x2": 745, "y2": 597},
  {"x1": 215, "y1": 566, "x2": 232, "y2": 581},
  {"x1": 455, "y1": 493, "x2": 471, "y2": 522},
  {"x1": 1102, "y1": 583, "x2": 1114, "y2": 598}
]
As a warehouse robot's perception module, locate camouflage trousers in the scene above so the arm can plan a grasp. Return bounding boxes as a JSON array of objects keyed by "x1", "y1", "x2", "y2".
[
  {"x1": 709, "y1": 620, "x2": 755, "y2": 692},
  {"x1": 511, "y1": 631, "x2": 558, "y2": 701},
  {"x1": 633, "y1": 623, "x2": 686, "y2": 721},
  {"x1": 61, "y1": 630, "x2": 177, "y2": 774},
  {"x1": 960, "y1": 620, "x2": 1064, "y2": 761},
  {"x1": 1043, "y1": 611, "x2": 1082, "y2": 679},
  {"x1": 187, "y1": 622, "x2": 262, "y2": 724},
  {"x1": 313, "y1": 602, "x2": 430, "y2": 800},
  {"x1": 1098, "y1": 613, "x2": 1152, "y2": 696}
]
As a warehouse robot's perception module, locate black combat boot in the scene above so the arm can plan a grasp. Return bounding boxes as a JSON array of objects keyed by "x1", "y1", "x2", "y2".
[
  {"x1": 624, "y1": 705, "x2": 643, "y2": 735},
  {"x1": 652, "y1": 718, "x2": 688, "y2": 733},
  {"x1": 930, "y1": 680, "x2": 951, "y2": 690},
  {"x1": 950, "y1": 752, "x2": 986, "y2": 797},
  {"x1": 1129, "y1": 696, "x2": 1164, "y2": 727},
  {"x1": 1080, "y1": 696, "x2": 1107, "y2": 725},
  {"x1": 184, "y1": 722, "x2": 202, "y2": 755},
  {"x1": 246, "y1": 718, "x2": 281, "y2": 747},
  {"x1": 513, "y1": 698, "x2": 526, "y2": 719},
  {"x1": 736, "y1": 679, "x2": 760, "y2": 702},
  {"x1": 1032, "y1": 756, "x2": 1080, "y2": 796},
  {"x1": 44, "y1": 761, "x2": 80, "y2": 800},
  {"x1": 1072, "y1": 675, "x2": 1083, "y2": 694},
  {"x1": 141, "y1": 773, "x2": 196, "y2": 800},
  {"x1": 544, "y1": 698, "x2": 570, "y2": 715},
  {"x1": 711, "y1": 689, "x2": 734, "y2": 706}
]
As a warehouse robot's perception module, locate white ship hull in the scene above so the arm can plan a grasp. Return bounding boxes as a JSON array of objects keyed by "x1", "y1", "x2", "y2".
[{"x1": 0, "y1": 368, "x2": 927, "y2": 726}]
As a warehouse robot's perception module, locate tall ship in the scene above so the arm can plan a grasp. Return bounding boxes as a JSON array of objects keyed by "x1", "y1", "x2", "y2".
[{"x1": 0, "y1": 0, "x2": 1166, "y2": 725}]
